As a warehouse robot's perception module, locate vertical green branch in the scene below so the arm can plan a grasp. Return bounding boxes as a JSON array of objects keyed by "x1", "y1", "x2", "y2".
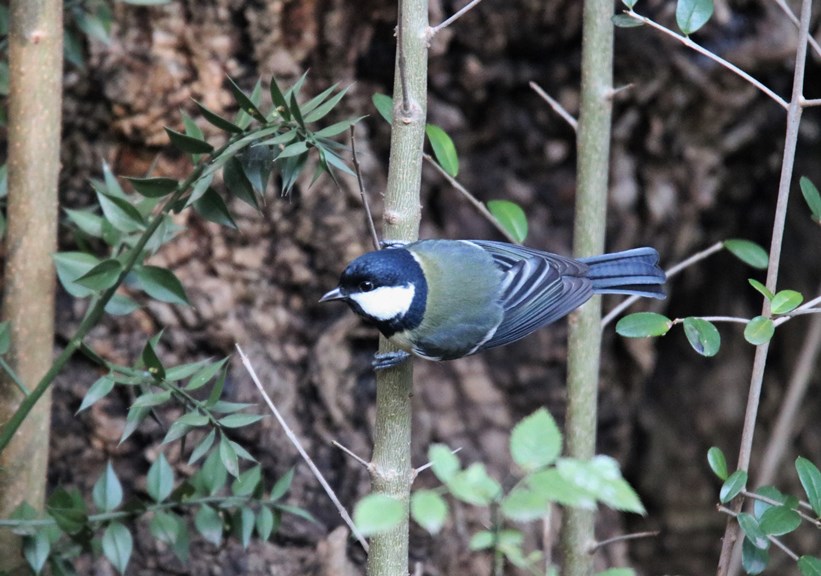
[
  {"x1": 366, "y1": 1, "x2": 428, "y2": 575},
  {"x1": 561, "y1": 0, "x2": 614, "y2": 575},
  {"x1": 0, "y1": 0, "x2": 63, "y2": 569}
]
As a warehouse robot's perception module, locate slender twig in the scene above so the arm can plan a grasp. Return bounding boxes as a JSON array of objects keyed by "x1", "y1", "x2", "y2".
[
  {"x1": 542, "y1": 505, "x2": 555, "y2": 573},
  {"x1": 350, "y1": 125, "x2": 381, "y2": 251},
  {"x1": 422, "y1": 154, "x2": 520, "y2": 244},
  {"x1": 397, "y1": 0, "x2": 411, "y2": 114},
  {"x1": 755, "y1": 295, "x2": 821, "y2": 491},
  {"x1": 602, "y1": 241, "x2": 724, "y2": 328},
  {"x1": 428, "y1": 0, "x2": 485, "y2": 35},
  {"x1": 236, "y1": 344, "x2": 370, "y2": 553},
  {"x1": 717, "y1": 505, "x2": 800, "y2": 561},
  {"x1": 768, "y1": 0, "x2": 821, "y2": 58},
  {"x1": 414, "y1": 446, "x2": 462, "y2": 475},
  {"x1": 801, "y1": 98, "x2": 821, "y2": 107},
  {"x1": 0, "y1": 358, "x2": 28, "y2": 396},
  {"x1": 741, "y1": 490, "x2": 820, "y2": 526},
  {"x1": 717, "y1": 1, "x2": 813, "y2": 574},
  {"x1": 607, "y1": 83, "x2": 635, "y2": 100},
  {"x1": 529, "y1": 81, "x2": 578, "y2": 131},
  {"x1": 332, "y1": 439, "x2": 370, "y2": 469},
  {"x1": 587, "y1": 530, "x2": 660, "y2": 554},
  {"x1": 773, "y1": 294, "x2": 821, "y2": 327},
  {"x1": 625, "y1": 11, "x2": 788, "y2": 110},
  {"x1": 676, "y1": 316, "x2": 750, "y2": 325}
]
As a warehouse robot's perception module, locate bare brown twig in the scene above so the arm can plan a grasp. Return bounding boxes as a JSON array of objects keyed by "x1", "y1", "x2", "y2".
[
  {"x1": 428, "y1": 0, "x2": 486, "y2": 36},
  {"x1": 587, "y1": 530, "x2": 660, "y2": 554},
  {"x1": 350, "y1": 125, "x2": 381, "y2": 250},
  {"x1": 529, "y1": 81, "x2": 578, "y2": 131}
]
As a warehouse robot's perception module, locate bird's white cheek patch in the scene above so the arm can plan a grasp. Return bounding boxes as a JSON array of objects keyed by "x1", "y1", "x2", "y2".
[{"x1": 350, "y1": 285, "x2": 415, "y2": 321}]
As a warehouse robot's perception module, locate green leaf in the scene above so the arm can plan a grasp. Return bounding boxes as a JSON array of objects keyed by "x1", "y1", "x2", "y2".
[
  {"x1": 147, "y1": 453, "x2": 175, "y2": 503},
  {"x1": 527, "y1": 468, "x2": 597, "y2": 509},
  {"x1": 795, "y1": 457, "x2": 821, "y2": 516},
  {"x1": 102, "y1": 522, "x2": 132, "y2": 575},
  {"x1": 219, "y1": 413, "x2": 263, "y2": 428},
  {"x1": 131, "y1": 390, "x2": 172, "y2": 409},
  {"x1": 223, "y1": 156, "x2": 260, "y2": 210},
  {"x1": 270, "y1": 468, "x2": 295, "y2": 502},
  {"x1": 707, "y1": 446, "x2": 728, "y2": 481},
  {"x1": 226, "y1": 76, "x2": 267, "y2": 123},
  {"x1": 53, "y1": 252, "x2": 101, "y2": 298},
  {"x1": 164, "y1": 358, "x2": 211, "y2": 381},
  {"x1": 219, "y1": 434, "x2": 239, "y2": 477},
  {"x1": 741, "y1": 537, "x2": 769, "y2": 576},
  {"x1": 469, "y1": 530, "x2": 494, "y2": 551},
  {"x1": 501, "y1": 486, "x2": 549, "y2": 522},
  {"x1": 162, "y1": 420, "x2": 192, "y2": 445},
  {"x1": 239, "y1": 144, "x2": 275, "y2": 195},
  {"x1": 411, "y1": 490, "x2": 448, "y2": 535},
  {"x1": 193, "y1": 188, "x2": 238, "y2": 229},
  {"x1": 97, "y1": 191, "x2": 145, "y2": 233},
  {"x1": 676, "y1": 0, "x2": 714, "y2": 35},
  {"x1": 0, "y1": 321, "x2": 9, "y2": 355},
  {"x1": 428, "y1": 444, "x2": 460, "y2": 484},
  {"x1": 753, "y1": 486, "x2": 788, "y2": 519},
  {"x1": 74, "y1": 258, "x2": 123, "y2": 292},
  {"x1": 197, "y1": 450, "x2": 228, "y2": 495},
  {"x1": 486, "y1": 200, "x2": 528, "y2": 243},
  {"x1": 102, "y1": 161, "x2": 127, "y2": 198},
  {"x1": 447, "y1": 463, "x2": 502, "y2": 506},
  {"x1": 596, "y1": 570, "x2": 636, "y2": 576},
  {"x1": 612, "y1": 13, "x2": 644, "y2": 27},
  {"x1": 126, "y1": 176, "x2": 178, "y2": 198},
  {"x1": 744, "y1": 316, "x2": 775, "y2": 346},
  {"x1": 141, "y1": 338, "x2": 166, "y2": 380},
  {"x1": 105, "y1": 294, "x2": 140, "y2": 316},
  {"x1": 276, "y1": 140, "x2": 310, "y2": 160},
  {"x1": 133, "y1": 265, "x2": 190, "y2": 306},
  {"x1": 232, "y1": 465, "x2": 262, "y2": 497},
  {"x1": 256, "y1": 506, "x2": 277, "y2": 540},
  {"x1": 92, "y1": 461, "x2": 123, "y2": 512},
  {"x1": 269, "y1": 76, "x2": 291, "y2": 120},
  {"x1": 683, "y1": 317, "x2": 720, "y2": 357},
  {"x1": 510, "y1": 408, "x2": 562, "y2": 471},
  {"x1": 185, "y1": 358, "x2": 228, "y2": 391},
  {"x1": 188, "y1": 429, "x2": 216, "y2": 465},
  {"x1": 304, "y1": 85, "x2": 351, "y2": 123},
  {"x1": 23, "y1": 529, "x2": 50, "y2": 574},
  {"x1": 724, "y1": 239, "x2": 768, "y2": 269},
  {"x1": 165, "y1": 127, "x2": 214, "y2": 154},
  {"x1": 615, "y1": 312, "x2": 673, "y2": 337},
  {"x1": 748, "y1": 278, "x2": 774, "y2": 301},
  {"x1": 47, "y1": 488, "x2": 88, "y2": 535},
  {"x1": 193, "y1": 100, "x2": 244, "y2": 133},
  {"x1": 799, "y1": 556, "x2": 821, "y2": 576},
  {"x1": 719, "y1": 470, "x2": 747, "y2": 503},
  {"x1": 289, "y1": 92, "x2": 305, "y2": 128},
  {"x1": 194, "y1": 505, "x2": 223, "y2": 545},
  {"x1": 372, "y1": 93, "x2": 393, "y2": 124},
  {"x1": 771, "y1": 290, "x2": 803, "y2": 314},
  {"x1": 556, "y1": 456, "x2": 645, "y2": 514},
  {"x1": 233, "y1": 507, "x2": 255, "y2": 549},
  {"x1": 64, "y1": 208, "x2": 104, "y2": 238},
  {"x1": 120, "y1": 406, "x2": 150, "y2": 444},
  {"x1": 758, "y1": 505, "x2": 801, "y2": 536},
  {"x1": 737, "y1": 512, "x2": 769, "y2": 550},
  {"x1": 425, "y1": 124, "x2": 459, "y2": 177},
  {"x1": 800, "y1": 176, "x2": 821, "y2": 222},
  {"x1": 353, "y1": 493, "x2": 404, "y2": 536},
  {"x1": 77, "y1": 375, "x2": 116, "y2": 413},
  {"x1": 314, "y1": 116, "x2": 365, "y2": 138},
  {"x1": 149, "y1": 510, "x2": 183, "y2": 545}
]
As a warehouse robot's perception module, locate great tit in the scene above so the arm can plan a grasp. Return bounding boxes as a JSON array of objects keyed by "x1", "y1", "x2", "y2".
[{"x1": 320, "y1": 239, "x2": 665, "y2": 368}]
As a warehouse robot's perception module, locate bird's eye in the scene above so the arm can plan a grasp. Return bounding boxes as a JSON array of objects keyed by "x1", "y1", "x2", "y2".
[{"x1": 359, "y1": 281, "x2": 375, "y2": 292}]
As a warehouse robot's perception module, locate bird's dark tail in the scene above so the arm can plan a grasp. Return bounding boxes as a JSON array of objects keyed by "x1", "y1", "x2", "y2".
[{"x1": 579, "y1": 247, "x2": 666, "y2": 299}]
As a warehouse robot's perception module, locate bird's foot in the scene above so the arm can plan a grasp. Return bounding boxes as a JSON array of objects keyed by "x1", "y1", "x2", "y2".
[{"x1": 372, "y1": 351, "x2": 411, "y2": 370}]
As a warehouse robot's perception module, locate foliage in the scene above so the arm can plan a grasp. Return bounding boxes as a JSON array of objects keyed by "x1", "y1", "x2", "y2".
[
  {"x1": 708, "y1": 447, "x2": 821, "y2": 575},
  {"x1": 355, "y1": 408, "x2": 644, "y2": 573}
]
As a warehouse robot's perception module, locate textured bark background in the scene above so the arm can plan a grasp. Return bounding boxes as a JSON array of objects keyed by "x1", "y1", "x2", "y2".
[{"x1": 40, "y1": 0, "x2": 821, "y2": 574}]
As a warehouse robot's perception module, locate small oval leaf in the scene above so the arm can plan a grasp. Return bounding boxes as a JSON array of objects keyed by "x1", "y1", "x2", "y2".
[
  {"x1": 425, "y1": 124, "x2": 459, "y2": 177},
  {"x1": 770, "y1": 290, "x2": 803, "y2": 315},
  {"x1": 354, "y1": 493, "x2": 404, "y2": 536},
  {"x1": 487, "y1": 200, "x2": 528, "y2": 243},
  {"x1": 744, "y1": 316, "x2": 775, "y2": 346},
  {"x1": 676, "y1": 0, "x2": 714, "y2": 35},
  {"x1": 615, "y1": 312, "x2": 673, "y2": 337},
  {"x1": 683, "y1": 317, "x2": 720, "y2": 357},
  {"x1": 719, "y1": 470, "x2": 748, "y2": 503},
  {"x1": 724, "y1": 239, "x2": 769, "y2": 270},
  {"x1": 707, "y1": 446, "x2": 728, "y2": 481},
  {"x1": 799, "y1": 176, "x2": 821, "y2": 222}
]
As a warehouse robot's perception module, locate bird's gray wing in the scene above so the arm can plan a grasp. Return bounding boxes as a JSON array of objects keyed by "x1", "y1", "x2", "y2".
[{"x1": 468, "y1": 241, "x2": 594, "y2": 350}]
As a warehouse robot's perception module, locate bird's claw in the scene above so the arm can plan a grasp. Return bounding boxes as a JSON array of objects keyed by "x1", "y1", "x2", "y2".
[{"x1": 372, "y1": 351, "x2": 411, "y2": 370}]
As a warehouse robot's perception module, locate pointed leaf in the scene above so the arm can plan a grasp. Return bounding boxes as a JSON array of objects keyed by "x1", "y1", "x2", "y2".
[
  {"x1": 223, "y1": 156, "x2": 260, "y2": 209},
  {"x1": 799, "y1": 556, "x2": 821, "y2": 576},
  {"x1": 270, "y1": 468, "x2": 295, "y2": 502},
  {"x1": 165, "y1": 127, "x2": 214, "y2": 154},
  {"x1": 799, "y1": 176, "x2": 821, "y2": 222},
  {"x1": 194, "y1": 505, "x2": 223, "y2": 545},
  {"x1": 707, "y1": 446, "x2": 729, "y2": 480},
  {"x1": 218, "y1": 413, "x2": 263, "y2": 428},
  {"x1": 411, "y1": 490, "x2": 448, "y2": 535},
  {"x1": 53, "y1": 252, "x2": 100, "y2": 298},
  {"x1": 372, "y1": 93, "x2": 393, "y2": 124},
  {"x1": 303, "y1": 85, "x2": 351, "y2": 123},
  {"x1": 134, "y1": 265, "x2": 189, "y2": 306},
  {"x1": 185, "y1": 358, "x2": 229, "y2": 391},
  {"x1": 231, "y1": 465, "x2": 262, "y2": 497},
  {"x1": 289, "y1": 92, "x2": 305, "y2": 128},
  {"x1": 314, "y1": 116, "x2": 365, "y2": 138},
  {"x1": 226, "y1": 76, "x2": 266, "y2": 123},
  {"x1": 428, "y1": 443, "x2": 460, "y2": 484},
  {"x1": 353, "y1": 494, "x2": 404, "y2": 536},
  {"x1": 748, "y1": 278, "x2": 774, "y2": 301},
  {"x1": 256, "y1": 506, "x2": 277, "y2": 540},
  {"x1": 219, "y1": 434, "x2": 239, "y2": 477},
  {"x1": 426, "y1": 124, "x2": 459, "y2": 177},
  {"x1": 64, "y1": 208, "x2": 104, "y2": 238},
  {"x1": 23, "y1": 529, "x2": 50, "y2": 574},
  {"x1": 724, "y1": 239, "x2": 768, "y2": 269},
  {"x1": 126, "y1": 176, "x2": 178, "y2": 198},
  {"x1": 188, "y1": 429, "x2": 216, "y2": 465},
  {"x1": 193, "y1": 188, "x2": 238, "y2": 229},
  {"x1": 92, "y1": 461, "x2": 123, "y2": 512},
  {"x1": 269, "y1": 76, "x2": 290, "y2": 120},
  {"x1": 510, "y1": 408, "x2": 561, "y2": 471},
  {"x1": 102, "y1": 522, "x2": 132, "y2": 575},
  {"x1": 74, "y1": 259, "x2": 122, "y2": 292},
  {"x1": 487, "y1": 200, "x2": 528, "y2": 243},
  {"x1": 105, "y1": 294, "x2": 140, "y2": 316},
  {"x1": 147, "y1": 453, "x2": 175, "y2": 503},
  {"x1": 141, "y1": 338, "x2": 165, "y2": 380},
  {"x1": 194, "y1": 100, "x2": 243, "y2": 133},
  {"x1": 97, "y1": 191, "x2": 145, "y2": 233}
]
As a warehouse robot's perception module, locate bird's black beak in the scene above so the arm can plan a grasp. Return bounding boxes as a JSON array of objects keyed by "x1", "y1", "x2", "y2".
[{"x1": 319, "y1": 287, "x2": 346, "y2": 303}]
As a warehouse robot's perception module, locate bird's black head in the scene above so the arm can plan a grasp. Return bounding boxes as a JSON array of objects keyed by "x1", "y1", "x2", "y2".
[{"x1": 320, "y1": 247, "x2": 427, "y2": 336}]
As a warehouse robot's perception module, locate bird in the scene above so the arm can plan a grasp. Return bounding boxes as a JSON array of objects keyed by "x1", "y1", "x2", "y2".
[{"x1": 320, "y1": 239, "x2": 665, "y2": 369}]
